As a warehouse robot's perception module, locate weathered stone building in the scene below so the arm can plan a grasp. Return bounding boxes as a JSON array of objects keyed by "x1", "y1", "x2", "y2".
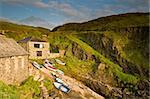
[
  {"x1": 18, "y1": 37, "x2": 50, "y2": 59},
  {"x1": 0, "y1": 35, "x2": 29, "y2": 84},
  {"x1": 28, "y1": 39, "x2": 50, "y2": 59},
  {"x1": 18, "y1": 37, "x2": 65, "y2": 59}
]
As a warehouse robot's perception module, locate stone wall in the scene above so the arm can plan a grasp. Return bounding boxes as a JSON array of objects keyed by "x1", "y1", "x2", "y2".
[
  {"x1": 48, "y1": 53, "x2": 60, "y2": 58},
  {"x1": 0, "y1": 55, "x2": 29, "y2": 85}
]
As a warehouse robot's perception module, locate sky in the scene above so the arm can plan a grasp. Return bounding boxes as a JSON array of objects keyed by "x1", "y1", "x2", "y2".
[{"x1": 0, "y1": 0, "x2": 149, "y2": 29}]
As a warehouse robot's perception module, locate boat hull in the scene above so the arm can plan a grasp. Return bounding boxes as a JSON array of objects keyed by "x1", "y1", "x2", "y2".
[{"x1": 53, "y1": 82, "x2": 70, "y2": 93}]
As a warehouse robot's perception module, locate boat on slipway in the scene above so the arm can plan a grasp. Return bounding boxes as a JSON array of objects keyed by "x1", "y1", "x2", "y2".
[
  {"x1": 53, "y1": 82, "x2": 70, "y2": 93},
  {"x1": 32, "y1": 61, "x2": 53, "y2": 78},
  {"x1": 32, "y1": 61, "x2": 43, "y2": 69},
  {"x1": 32, "y1": 61, "x2": 70, "y2": 93},
  {"x1": 44, "y1": 59, "x2": 64, "y2": 75},
  {"x1": 55, "y1": 59, "x2": 66, "y2": 66}
]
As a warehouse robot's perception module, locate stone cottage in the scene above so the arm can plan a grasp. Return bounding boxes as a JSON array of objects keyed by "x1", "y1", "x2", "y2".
[
  {"x1": 18, "y1": 37, "x2": 65, "y2": 59},
  {"x1": 28, "y1": 39, "x2": 50, "y2": 59},
  {"x1": 0, "y1": 35, "x2": 29, "y2": 84}
]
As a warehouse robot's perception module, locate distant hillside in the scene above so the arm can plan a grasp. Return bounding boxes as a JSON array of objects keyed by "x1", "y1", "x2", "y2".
[
  {"x1": 0, "y1": 21, "x2": 50, "y2": 40},
  {"x1": 20, "y1": 16, "x2": 54, "y2": 29},
  {"x1": 52, "y1": 12, "x2": 149, "y2": 32}
]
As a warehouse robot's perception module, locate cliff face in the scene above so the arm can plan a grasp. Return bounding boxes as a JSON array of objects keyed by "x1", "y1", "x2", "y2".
[
  {"x1": 77, "y1": 26, "x2": 149, "y2": 77},
  {"x1": 71, "y1": 42, "x2": 96, "y2": 61},
  {"x1": 63, "y1": 33, "x2": 149, "y2": 98}
]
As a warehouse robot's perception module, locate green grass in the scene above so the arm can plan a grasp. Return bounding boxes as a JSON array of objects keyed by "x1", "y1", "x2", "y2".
[
  {"x1": 48, "y1": 34, "x2": 70, "y2": 50},
  {"x1": 30, "y1": 59, "x2": 44, "y2": 64},
  {"x1": 103, "y1": 31, "x2": 149, "y2": 69},
  {"x1": 0, "y1": 81, "x2": 20, "y2": 99},
  {"x1": 19, "y1": 76, "x2": 41, "y2": 99},
  {"x1": 54, "y1": 51, "x2": 95, "y2": 77},
  {"x1": 0, "y1": 76, "x2": 41, "y2": 99},
  {"x1": 46, "y1": 40, "x2": 96, "y2": 78},
  {"x1": 43, "y1": 78, "x2": 53, "y2": 92}
]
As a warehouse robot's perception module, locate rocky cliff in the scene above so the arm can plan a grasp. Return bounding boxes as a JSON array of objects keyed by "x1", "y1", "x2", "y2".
[
  {"x1": 63, "y1": 35, "x2": 149, "y2": 98},
  {"x1": 77, "y1": 26, "x2": 149, "y2": 78}
]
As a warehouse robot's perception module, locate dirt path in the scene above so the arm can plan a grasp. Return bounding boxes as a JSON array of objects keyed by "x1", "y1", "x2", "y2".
[{"x1": 40, "y1": 82, "x2": 50, "y2": 99}]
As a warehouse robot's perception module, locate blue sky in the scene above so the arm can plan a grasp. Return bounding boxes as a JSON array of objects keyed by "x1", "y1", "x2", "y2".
[{"x1": 0, "y1": 0, "x2": 149, "y2": 29}]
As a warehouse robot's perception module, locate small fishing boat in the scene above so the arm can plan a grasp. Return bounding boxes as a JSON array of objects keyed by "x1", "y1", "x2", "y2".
[
  {"x1": 51, "y1": 72, "x2": 59, "y2": 78},
  {"x1": 55, "y1": 78, "x2": 64, "y2": 83},
  {"x1": 53, "y1": 82, "x2": 70, "y2": 93},
  {"x1": 55, "y1": 78, "x2": 68, "y2": 86},
  {"x1": 44, "y1": 59, "x2": 57, "y2": 71},
  {"x1": 56, "y1": 69, "x2": 64, "y2": 75},
  {"x1": 44, "y1": 59, "x2": 64, "y2": 75},
  {"x1": 44, "y1": 59, "x2": 54, "y2": 66},
  {"x1": 32, "y1": 61, "x2": 43, "y2": 69},
  {"x1": 55, "y1": 59, "x2": 66, "y2": 66}
]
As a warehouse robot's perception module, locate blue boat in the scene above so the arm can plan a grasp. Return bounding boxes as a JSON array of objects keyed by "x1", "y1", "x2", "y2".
[
  {"x1": 53, "y1": 82, "x2": 70, "y2": 93},
  {"x1": 55, "y1": 78, "x2": 68, "y2": 86}
]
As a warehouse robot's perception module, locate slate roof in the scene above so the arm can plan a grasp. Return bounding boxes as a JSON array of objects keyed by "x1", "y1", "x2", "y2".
[
  {"x1": 17, "y1": 36, "x2": 47, "y2": 43},
  {"x1": 17, "y1": 36, "x2": 32, "y2": 43}
]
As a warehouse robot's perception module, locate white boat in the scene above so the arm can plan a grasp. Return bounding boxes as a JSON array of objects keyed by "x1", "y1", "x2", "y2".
[
  {"x1": 44, "y1": 59, "x2": 64, "y2": 75},
  {"x1": 55, "y1": 78, "x2": 64, "y2": 83},
  {"x1": 55, "y1": 78, "x2": 68, "y2": 86},
  {"x1": 32, "y1": 61, "x2": 43, "y2": 69},
  {"x1": 44, "y1": 59, "x2": 57, "y2": 71},
  {"x1": 53, "y1": 82, "x2": 70, "y2": 93},
  {"x1": 56, "y1": 69, "x2": 64, "y2": 75},
  {"x1": 55, "y1": 59, "x2": 66, "y2": 66}
]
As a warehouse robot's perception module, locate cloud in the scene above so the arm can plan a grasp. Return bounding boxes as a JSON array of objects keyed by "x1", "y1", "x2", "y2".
[
  {"x1": 1, "y1": 0, "x2": 83, "y2": 17},
  {"x1": 47, "y1": 1, "x2": 85, "y2": 17},
  {"x1": 33, "y1": 1, "x2": 49, "y2": 8},
  {"x1": 114, "y1": 0, "x2": 149, "y2": 12},
  {"x1": 115, "y1": 0, "x2": 149, "y2": 6},
  {"x1": 1, "y1": 0, "x2": 149, "y2": 25},
  {"x1": 63, "y1": 0, "x2": 149, "y2": 24},
  {"x1": 94, "y1": 9, "x2": 116, "y2": 18},
  {"x1": 1, "y1": 0, "x2": 49, "y2": 8}
]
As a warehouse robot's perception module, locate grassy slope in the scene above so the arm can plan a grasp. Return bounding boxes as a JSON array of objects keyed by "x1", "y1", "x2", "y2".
[
  {"x1": 47, "y1": 33, "x2": 95, "y2": 77},
  {"x1": 96, "y1": 31, "x2": 149, "y2": 70},
  {"x1": 66, "y1": 35, "x2": 138, "y2": 84},
  {"x1": 103, "y1": 31, "x2": 149, "y2": 69},
  {"x1": 0, "y1": 76, "x2": 41, "y2": 99},
  {"x1": 74, "y1": 30, "x2": 148, "y2": 79}
]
